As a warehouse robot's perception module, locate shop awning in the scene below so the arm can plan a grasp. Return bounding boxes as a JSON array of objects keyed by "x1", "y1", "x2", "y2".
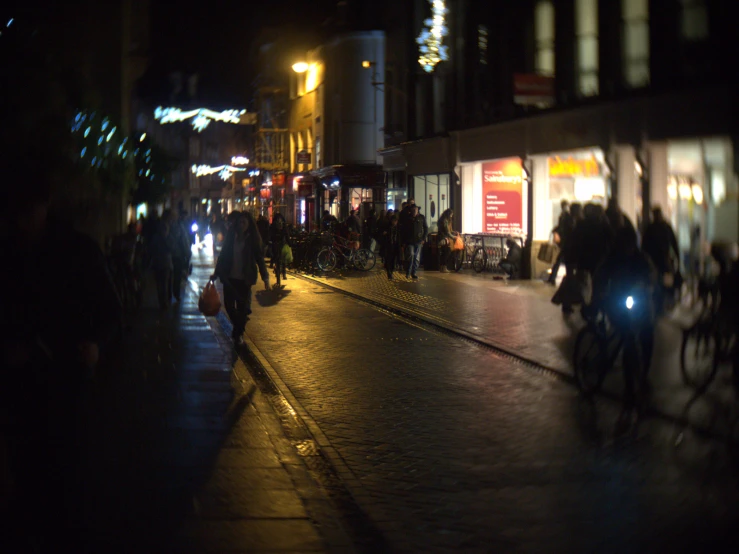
[{"x1": 311, "y1": 164, "x2": 385, "y2": 189}]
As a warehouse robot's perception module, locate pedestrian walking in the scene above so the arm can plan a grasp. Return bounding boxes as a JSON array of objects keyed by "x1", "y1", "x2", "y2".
[
  {"x1": 384, "y1": 214, "x2": 401, "y2": 279},
  {"x1": 149, "y1": 216, "x2": 174, "y2": 309},
  {"x1": 403, "y1": 204, "x2": 428, "y2": 280},
  {"x1": 346, "y1": 209, "x2": 361, "y2": 236},
  {"x1": 164, "y1": 209, "x2": 191, "y2": 303},
  {"x1": 642, "y1": 206, "x2": 680, "y2": 312},
  {"x1": 256, "y1": 214, "x2": 271, "y2": 265},
  {"x1": 548, "y1": 200, "x2": 573, "y2": 285},
  {"x1": 270, "y1": 213, "x2": 290, "y2": 287},
  {"x1": 212, "y1": 211, "x2": 270, "y2": 344},
  {"x1": 363, "y1": 208, "x2": 377, "y2": 251},
  {"x1": 377, "y1": 209, "x2": 393, "y2": 263}
]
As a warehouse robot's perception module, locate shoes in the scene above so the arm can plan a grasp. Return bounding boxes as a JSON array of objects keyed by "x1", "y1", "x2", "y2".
[
  {"x1": 440, "y1": 267, "x2": 450, "y2": 273},
  {"x1": 412, "y1": 275, "x2": 419, "y2": 281},
  {"x1": 405, "y1": 273, "x2": 411, "y2": 279},
  {"x1": 234, "y1": 336, "x2": 245, "y2": 346},
  {"x1": 388, "y1": 274, "x2": 393, "y2": 280}
]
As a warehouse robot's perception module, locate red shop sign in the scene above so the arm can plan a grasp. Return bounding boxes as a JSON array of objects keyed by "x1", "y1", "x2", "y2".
[{"x1": 482, "y1": 158, "x2": 523, "y2": 235}]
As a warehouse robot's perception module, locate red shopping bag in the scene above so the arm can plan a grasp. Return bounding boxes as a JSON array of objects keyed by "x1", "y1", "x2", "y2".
[{"x1": 198, "y1": 280, "x2": 221, "y2": 316}]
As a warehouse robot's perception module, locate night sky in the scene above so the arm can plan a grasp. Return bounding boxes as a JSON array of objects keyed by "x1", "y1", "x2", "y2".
[{"x1": 148, "y1": 0, "x2": 340, "y2": 107}]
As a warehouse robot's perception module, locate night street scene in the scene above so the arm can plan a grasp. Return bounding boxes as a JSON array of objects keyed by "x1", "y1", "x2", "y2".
[{"x1": 2, "y1": 0, "x2": 739, "y2": 552}]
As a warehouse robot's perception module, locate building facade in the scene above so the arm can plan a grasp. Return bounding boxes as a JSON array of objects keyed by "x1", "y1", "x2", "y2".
[
  {"x1": 288, "y1": 31, "x2": 386, "y2": 228},
  {"x1": 380, "y1": 0, "x2": 737, "y2": 277}
]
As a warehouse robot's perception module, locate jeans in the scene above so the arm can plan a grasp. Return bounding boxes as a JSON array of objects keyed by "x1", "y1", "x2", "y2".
[
  {"x1": 406, "y1": 243, "x2": 422, "y2": 277},
  {"x1": 223, "y1": 278, "x2": 252, "y2": 339}
]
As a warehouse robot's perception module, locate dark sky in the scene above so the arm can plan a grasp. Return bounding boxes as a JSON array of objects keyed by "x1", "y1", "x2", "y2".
[{"x1": 148, "y1": 0, "x2": 340, "y2": 107}]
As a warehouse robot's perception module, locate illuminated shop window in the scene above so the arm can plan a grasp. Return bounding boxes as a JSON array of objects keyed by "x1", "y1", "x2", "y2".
[
  {"x1": 622, "y1": 0, "x2": 650, "y2": 87},
  {"x1": 680, "y1": 0, "x2": 709, "y2": 41},
  {"x1": 575, "y1": 0, "x2": 599, "y2": 96},
  {"x1": 535, "y1": 1, "x2": 555, "y2": 76}
]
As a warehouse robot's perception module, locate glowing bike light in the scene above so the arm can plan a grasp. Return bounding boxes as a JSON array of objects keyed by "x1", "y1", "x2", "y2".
[
  {"x1": 625, "y1": 296, "x2": 634, "y2": 310},
  {"x1": 191, "y1": 223, "x2": 198, "y2": 233}
]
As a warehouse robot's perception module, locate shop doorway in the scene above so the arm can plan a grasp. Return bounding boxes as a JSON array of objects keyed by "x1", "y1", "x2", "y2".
[{"x1": 413, "y1": 174, "x2": 450, "y2": 233}]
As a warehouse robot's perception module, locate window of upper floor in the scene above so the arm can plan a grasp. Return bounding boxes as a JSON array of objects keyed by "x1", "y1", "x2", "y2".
[
  {"x1": 535, "y1": 1, "x2": 555, "y2": 77},
  {"x1": 680, "y1": 0, "x2": 709, "y2": 41},
  {"x1": 622, "y1": 0, "x2": 650, "y2": 88},
  {"x1": 575, "y1": 0, "x2": 599, "y2": 96},
  {"x1": 478, "y1": 25, "x2": 489, "y2": 66}
]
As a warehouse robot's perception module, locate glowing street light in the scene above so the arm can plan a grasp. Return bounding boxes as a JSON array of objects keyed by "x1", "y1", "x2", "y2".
[{"x1": 292, "y1": 62, "x2": 309, "y2": 73}]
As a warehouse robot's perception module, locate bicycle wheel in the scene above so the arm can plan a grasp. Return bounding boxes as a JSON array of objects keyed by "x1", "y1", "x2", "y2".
[
  {"x1": 573, "y1": 325, "x2": 609, "y2": 396},
  {"x1": 354, "y1": 248, "x2": 376, "y2": 271},
  {"x1": 680, "y1": 322, "x2": 719, "y2": 389},
  {"x1": 472, "y1": 247, "x2": 486, "y2": 273},
  {"x1": 316, "y1": 247, "x2": 337, "y2": 272},
  {"x1": 450, "y1": 249, "x2": 464, "y2": 272}
]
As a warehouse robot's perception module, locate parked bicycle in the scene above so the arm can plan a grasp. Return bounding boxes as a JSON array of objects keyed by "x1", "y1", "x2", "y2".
[{"x1": 316, "y1": 234, "x2": 376, "y2": 272}]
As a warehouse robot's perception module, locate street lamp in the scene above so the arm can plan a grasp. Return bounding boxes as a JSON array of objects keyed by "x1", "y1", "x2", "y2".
[{"x1": 292, "y1": 62, "x2": 309, "y2": 73}]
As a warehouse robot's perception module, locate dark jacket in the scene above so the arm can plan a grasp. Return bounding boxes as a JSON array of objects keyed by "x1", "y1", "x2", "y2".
[
  {"x1": 398, "y1": 206, "x2": 414, "y2": 243},
  {"x1": 503, "y1": 240, "x2": 523, "y2": 275},
  {"x1": 269, "y1": 221, "x2": 290, "y2": 258},
  {"x1": 214, "y1": 227, "x2": 269, "y2": 285},
  {"x1": 149, "y1": 228, "x2": 173, "y2": 271},
  {"x1": 384, "y1": 223, "x2": 401, "y2": 252},
  {"x1": 406, "y1": 213, "x2": 429, "y2": 245},
  {"x1": 438, "y1": 210, "x2": 455, "y2": 241},
  {"x1": 554, "y1": 210, "x2": 574, "y2": 246},
  {"x1": 642, "y1": 220, "x2": 679, "y2": 274},
  {"x1": 346, "y1": 215, "x2": 361, "y2": 235}
]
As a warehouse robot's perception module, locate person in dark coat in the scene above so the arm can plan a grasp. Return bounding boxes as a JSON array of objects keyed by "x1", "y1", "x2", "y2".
[
  {"x1": 548, "y1": 200, "x2": 574, "y2": 284},
  {"x1": 212, "y1": 211, "x2": 270, "y2": 344},
  {"x1": 363, "y1": 208, "x2": 377, "y2": 250},
  {"x1": 256, "y1": 214, "x2": 271, "y2": 265},
  {"x1": 642, "y1": 206, "x2": 680, "y2": 312},
  {"x1": 346, "y1": 209, "x2": 361, "y2": 236},
  {"x1": 500, "y1": 238, "x2": 523, "y2": 279},
  {"x1": 403, "y1": 204, "x2": 428, "y2": 280},
  {"x1": 149, "y1": 217, "x2": 175, "y2": 309},
  {"x1": 269, "y1": 213, "x2": 290, "y2": 287},
  {"x1": 383, "y1": 214, "x2": 401, "y2": 279}
]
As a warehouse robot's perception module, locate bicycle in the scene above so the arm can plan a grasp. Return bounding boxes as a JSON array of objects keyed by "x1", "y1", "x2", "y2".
[
  {"x1": 316, "y1": 234, "x2": 376, "y2": 272},
  {"x1": 573, "y1": 285, "x2": 653, "y2": 404}
]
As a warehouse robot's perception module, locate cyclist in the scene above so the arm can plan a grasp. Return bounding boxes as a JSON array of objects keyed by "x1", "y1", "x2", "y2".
[{"x1": 588, "y1": 224, "x2": 658, "y2": 402}]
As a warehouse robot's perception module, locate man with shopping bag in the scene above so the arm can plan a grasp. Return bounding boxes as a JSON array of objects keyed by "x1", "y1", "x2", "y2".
[{"x1": 210, "y1": 211, "x2": 269, "y2": 345}]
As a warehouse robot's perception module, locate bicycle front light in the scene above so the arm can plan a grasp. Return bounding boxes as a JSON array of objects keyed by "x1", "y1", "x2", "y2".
[
  {"x1": 191, "y1": 223, "x2": 198, "y2": 233},
  {"x1": 625, "y1": 296, "x2": 634, "y2": 310}
]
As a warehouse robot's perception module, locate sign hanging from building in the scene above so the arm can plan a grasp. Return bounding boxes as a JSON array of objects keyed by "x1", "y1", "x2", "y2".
[
  {"x1": 296, "y1": 150, "x2": 311, "y2": 165},
  {"x1": 513, "y1": 74, "x2": 555, "y2": 106},
  {"x1": 482, "y1": 158, "x2": 524, "y2": 234}
]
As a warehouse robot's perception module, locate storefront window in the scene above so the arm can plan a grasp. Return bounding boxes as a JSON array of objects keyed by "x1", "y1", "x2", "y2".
[
  {"x1": 622, "y1": 0, "x2": 649, "y2": 88},
  {"x1": 348, "y1": 187, "x2": 372, "y2": 211},
  {"x1": 386, "y1": 189, "x2": 407, "y2": 212},
  {"x1": 413, "y1": 174, "x2": 450, "y2": 232}
]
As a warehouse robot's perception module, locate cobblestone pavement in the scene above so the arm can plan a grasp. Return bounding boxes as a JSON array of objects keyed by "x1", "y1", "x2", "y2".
[
  {"x1": 71, "y1": 247, "x2": 352, "y2": 553},
  {"x1": 298, "y1": 267, "x2": 738, "y2": 438},
  {"x1": 238, "y1": 269, "x2": 739, "y2": 553}
]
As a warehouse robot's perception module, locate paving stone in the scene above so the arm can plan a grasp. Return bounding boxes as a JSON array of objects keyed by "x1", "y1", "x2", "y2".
[{"x1": 239, "y1": 269, "x2": 739, "y2": 552}]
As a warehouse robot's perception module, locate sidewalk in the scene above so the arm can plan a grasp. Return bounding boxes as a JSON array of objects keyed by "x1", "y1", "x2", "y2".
[
  {"x1": 297, "y1": 265, "x2": 738, "y2": 437},
  {"x1": 76, "y1": 247, "x2": 351, "y2": 552}
]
